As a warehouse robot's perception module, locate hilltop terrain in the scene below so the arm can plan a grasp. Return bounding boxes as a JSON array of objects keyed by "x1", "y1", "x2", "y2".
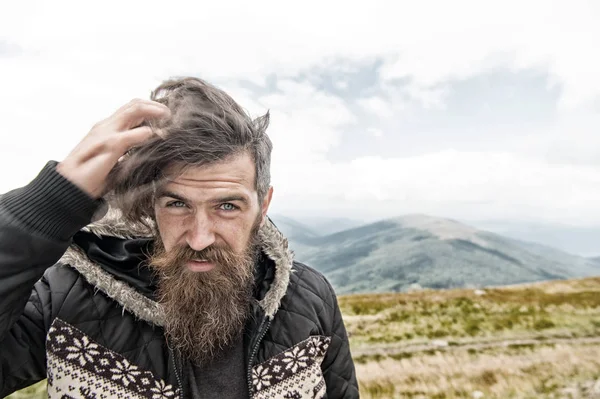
[
  {"x1": 271, "y1": 214, "x2": 600, "y2": 294},
  {"x1": 340, "y1": 276, "x2": 600, "y2": 398}
]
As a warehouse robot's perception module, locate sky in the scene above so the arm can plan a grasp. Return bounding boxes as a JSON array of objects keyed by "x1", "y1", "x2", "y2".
[{"x1": 1, "y1": 1, "x2": 600, "y2": 241}]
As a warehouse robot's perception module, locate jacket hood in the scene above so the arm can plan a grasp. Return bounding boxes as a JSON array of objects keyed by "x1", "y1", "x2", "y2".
[{"x1": 59, "y1": 208, "x2": 294, "y2": 326}]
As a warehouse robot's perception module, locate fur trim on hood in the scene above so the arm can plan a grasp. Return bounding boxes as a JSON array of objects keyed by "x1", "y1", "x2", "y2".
[{"x1": 59, "y1": 208, "x2": 294, "y2": 326}]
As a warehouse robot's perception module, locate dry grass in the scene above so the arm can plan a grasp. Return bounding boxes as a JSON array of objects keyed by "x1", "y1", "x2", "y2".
[
  {"x1": 357, "y1": 342, "x2": 600, "y2": 398},
  {"x1": 6, "y1": 381, "x2": 46, "y2": 398},
  {"x1": 340, "y1": 277, "x2": 600, "y2": 351},
  {"x1": 339, "y1": 276, "x2": 600, "y2": 398}
]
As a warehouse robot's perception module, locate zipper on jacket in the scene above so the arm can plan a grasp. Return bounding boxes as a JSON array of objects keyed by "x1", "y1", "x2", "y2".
[
  {"x1": 169, "y1": 346, "x2": 184, "y2": 399},
  {"x1": 246, "y1": 317, "x2": 272, "y2": 396}
]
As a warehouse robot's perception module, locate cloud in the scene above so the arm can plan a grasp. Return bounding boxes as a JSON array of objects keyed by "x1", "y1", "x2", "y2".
[
  {"x1": 229, "y1": 79, "x2": 357, "y2": 163},
  {"x1": 2, "y1": 0, "x2": 599, "y2": 108},
  {"x1": 367, "y1": 128, "x2": 384, "y2": 138},
  {"x1": 270, "y1": 150, "x2": 600, "y2": 226},
  {"x1": 0, "y1": 40, "x2": 22, "y2": 57},
  {"x1": 358, "y1": 97, "x2": 395, "y2": 118},
  {"x1": 1, "y1": 0, "x2": 599, "y2": 228}
]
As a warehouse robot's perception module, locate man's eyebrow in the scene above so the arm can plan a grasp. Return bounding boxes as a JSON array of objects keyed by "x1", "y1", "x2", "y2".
[
  {"x1": 156, "y1": 191, "x2": 250, "y2": 205},
  {"x1": 156, "y1": 190, "x2": 190, "y2": 203},
  {"x1": 210, "y1": 195, "x2": 250, "y2": 205}
]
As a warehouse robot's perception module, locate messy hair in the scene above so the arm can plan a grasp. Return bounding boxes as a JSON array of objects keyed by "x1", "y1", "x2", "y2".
[{"x1": 105, "y1": 77, "x2": 272, "y2": 225}]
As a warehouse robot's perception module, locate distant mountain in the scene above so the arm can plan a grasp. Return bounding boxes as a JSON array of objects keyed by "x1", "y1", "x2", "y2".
[
  {"x1": 269, "y1": 214, "x2": 364, "y2": 240},
  {"x1": 267, "y1": 214, "x2": 322, "y2": 256},
  {"x1": 287, "y1": 214, "x2": 600, "y2": 295},
  {"x1": 297, "y1": 217, "x2": 364, "y2": 236},
  {"x1": 474, "y1": 220, "x2": 600, "y2": 257},
  {"x1": 268, "y1": 214, "x2": 318, "y2": 243}
]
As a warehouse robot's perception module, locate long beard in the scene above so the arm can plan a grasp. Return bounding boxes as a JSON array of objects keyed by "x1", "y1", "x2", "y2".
[{"x1": 149, "y1": 228, "x2": 260, "y2": 365}]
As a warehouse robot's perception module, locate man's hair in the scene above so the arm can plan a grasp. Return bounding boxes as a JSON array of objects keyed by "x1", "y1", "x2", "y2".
[{"x1": 106, "y1": 77, "x2": 272, "y2": 224}]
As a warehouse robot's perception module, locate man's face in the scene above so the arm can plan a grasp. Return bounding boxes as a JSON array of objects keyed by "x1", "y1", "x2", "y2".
[
  {"x1": 153, "y1": 152, "x2": 272, "y2": 269},
  {"x1": 148, "y1": 152, "x2": 273, "y2": 364}
]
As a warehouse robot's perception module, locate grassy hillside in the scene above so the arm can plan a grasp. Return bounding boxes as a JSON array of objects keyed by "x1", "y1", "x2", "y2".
[
  {"x1": 340, "y1": 276, "x2": 600, "y2": 398},
  {"x1": 10, "y1": 277, "x2": 600, "y2": 398},
  {"x1": 6, "y1": 382, "x2": 45, "y2": 399}
]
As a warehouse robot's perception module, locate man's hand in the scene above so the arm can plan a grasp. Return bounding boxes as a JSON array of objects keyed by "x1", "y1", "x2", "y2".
[{"x1": 57, "y1": 99, "x2": 171, "y2": 199}]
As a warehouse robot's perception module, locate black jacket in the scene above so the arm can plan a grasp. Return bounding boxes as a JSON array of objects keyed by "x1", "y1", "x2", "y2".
[{"x1": 0, "y1": 162, "x2": 359, "y2": 398}]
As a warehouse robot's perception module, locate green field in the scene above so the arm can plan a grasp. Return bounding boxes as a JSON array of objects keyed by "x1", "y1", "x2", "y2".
[
  {"x1": 340, "y1": 276, "x2": 600, "y2": 398},
  {"x1": 9, "y1": 277, "x2": 600, "y2": 398}
]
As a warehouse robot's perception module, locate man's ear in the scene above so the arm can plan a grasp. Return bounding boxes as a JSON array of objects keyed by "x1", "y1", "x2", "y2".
[{"x1": 260, "y1": 186, "x2": 274, "y2": 227}]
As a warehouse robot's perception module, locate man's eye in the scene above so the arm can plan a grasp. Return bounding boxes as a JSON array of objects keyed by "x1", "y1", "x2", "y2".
[
  {"x1": 220, "y1": 203, "x2": 238, "y2": 211},
  {"x1": 166, "y1": 201, "x2": 187, "y2": 208}
]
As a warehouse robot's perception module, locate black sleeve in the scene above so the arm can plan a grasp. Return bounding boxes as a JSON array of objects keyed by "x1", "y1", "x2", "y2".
[
  {"x1": 0, "y1": 161, "x2": 102, "y2": 396},
  {"x1": 321, "y1": 279, "x2": 360, "y2": 398}
]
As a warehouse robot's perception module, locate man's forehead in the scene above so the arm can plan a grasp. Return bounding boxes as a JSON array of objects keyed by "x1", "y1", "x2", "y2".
[{"x1": 161, "y1": 154, "x2": 256, "y2": 190}]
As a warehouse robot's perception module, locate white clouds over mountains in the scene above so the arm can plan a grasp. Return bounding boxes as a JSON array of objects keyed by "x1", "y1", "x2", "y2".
[{"x1": 1, "y1": 0, "x2": 599, "y2": 226}]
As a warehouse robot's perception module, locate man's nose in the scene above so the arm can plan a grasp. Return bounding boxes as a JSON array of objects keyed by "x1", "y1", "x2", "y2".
[{"x1": 186, "y1": 212, "x2": 216, "y2": 251}]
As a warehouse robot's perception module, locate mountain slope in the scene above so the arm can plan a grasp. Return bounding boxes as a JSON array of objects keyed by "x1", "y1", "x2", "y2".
[
  {"x1": 268, "y1": 214, "x2": 319, "y2": 243},
  {"x1": 293, "y1": 214, "x2": 600, "y2": 294},
  {"x1": 298, "y1": 216, "x2": 364, "y2": 236}
]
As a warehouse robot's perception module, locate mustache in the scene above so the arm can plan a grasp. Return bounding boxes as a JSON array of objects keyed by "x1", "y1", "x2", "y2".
[
  {"x1": 167, "y1": 244, "x2": 237, "y2": 264},
  {"x1": 149, "y1": 239, "x2": 259, "y2": 274}
]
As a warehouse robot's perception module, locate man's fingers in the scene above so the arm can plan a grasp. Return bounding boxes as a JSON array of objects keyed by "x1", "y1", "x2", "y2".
[
  {"x1": 109, "y1": 99, "x2": 171, "y2": 131},
  {"x1": 108, "y1": 99, "x2": 153, "y2": 121},
  {"x1": 121, "y1": 101, "x2": 171, "y2": 131},
  {"x1": 117, "y1": 125, "x2": 157, "y2": 153}
]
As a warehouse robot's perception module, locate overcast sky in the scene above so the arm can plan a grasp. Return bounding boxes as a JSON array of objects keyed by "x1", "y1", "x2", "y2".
[{"x1": 1, "y1": 0, "x2": 600, "y2": 228}]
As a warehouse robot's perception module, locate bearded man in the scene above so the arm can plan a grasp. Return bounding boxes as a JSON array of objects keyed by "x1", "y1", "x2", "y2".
[{"x1": 0, "y1": 77, "x2": 358, "y2": 398}]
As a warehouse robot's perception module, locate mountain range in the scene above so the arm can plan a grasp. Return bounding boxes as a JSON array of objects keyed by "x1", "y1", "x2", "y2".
[{"x1": 269, "y1": 213, "x2": 600, "y2": 294}]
